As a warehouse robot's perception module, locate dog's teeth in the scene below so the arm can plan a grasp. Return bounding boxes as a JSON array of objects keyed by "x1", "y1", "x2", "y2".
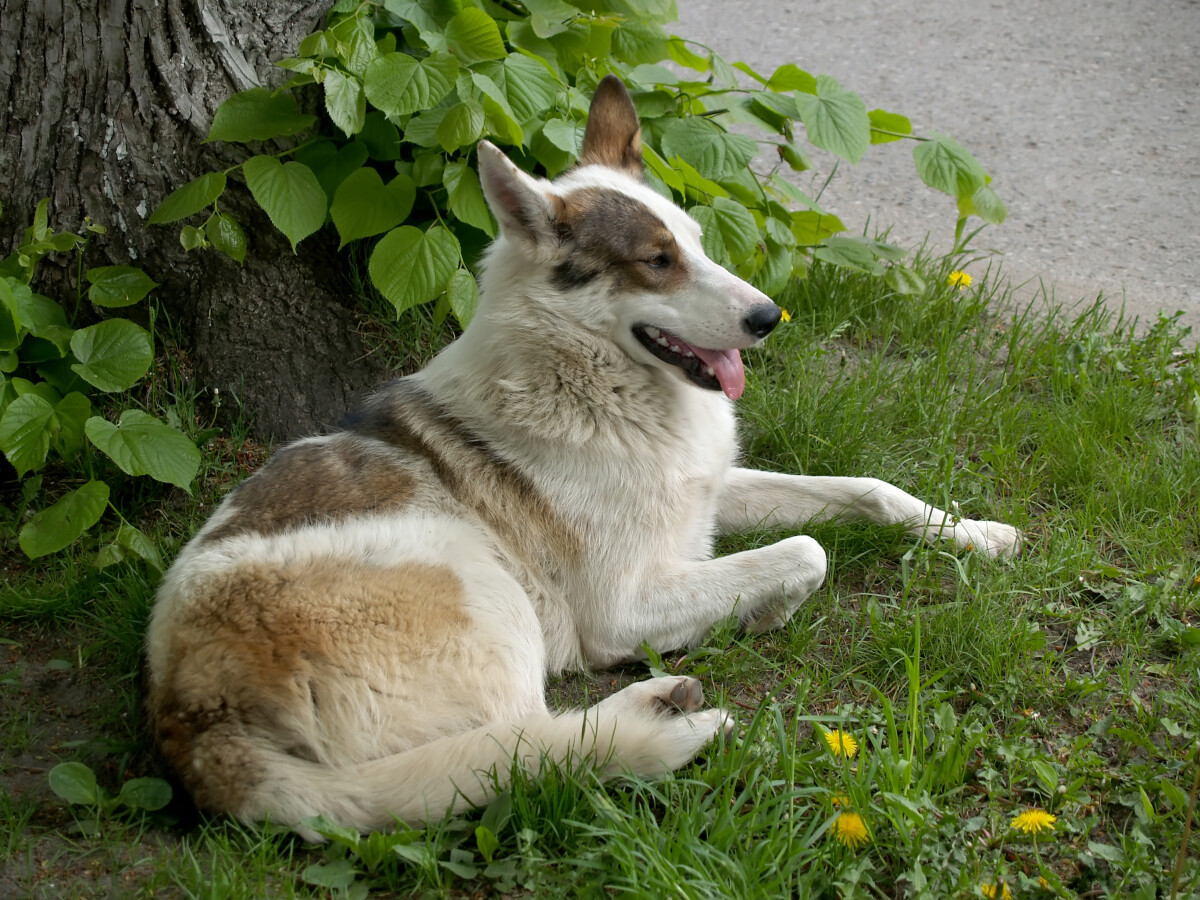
[
  {"x1": 705, "y1": 366, "x2": 715, "y2": 376},
  {"x1": 684, "y1": 351, "x2": 694, "y2": 358},
  {"x1": 657, "y1": 337, "x2": 669, "y2": 347},
  {"x1": 645, "y1": 327, "x2": 661, "y2": 339}
]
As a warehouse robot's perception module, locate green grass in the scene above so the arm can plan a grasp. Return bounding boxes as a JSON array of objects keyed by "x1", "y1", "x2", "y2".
[{"x1": 2, "y1": 256, "x2": 1198, "y2": 898}]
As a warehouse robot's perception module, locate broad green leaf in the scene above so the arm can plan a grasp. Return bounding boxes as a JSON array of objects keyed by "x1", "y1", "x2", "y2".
[
  {"x1": 659, "y1": 118, "x2": 757, "y2": 180},
  {"x1": 85, "y1": 410, "x2": 200, "y2": 491},
  {"x1": 708, "y1": 52, "x2": 739, "y2": 89},
  {"x1": 369, "y1": 225, "x2": 461, "y2": 316},
  {"x1": 500, "y1": 54, "x2": 561, "y2": 124},
  {"x1": 358, "y1": 112, "x2": 403, "y2": 160},
  {"x1": 696, "y1": 197, "x2": 757, "y2": 264},
  {"x1": 363, "y1": 52, "x2": 458, "y2": 118},
  {"x1": 302, "y1": 139, "x2": 370, "y2": 202},
  {"x1": 302, "y1": 859, "x2": 359, "y2": 891},
  {"x1": 49, "y1": 391, "x2": 90, "y2": 460},
  {"x1": 148, "y1": 172, "x2": 227, "y2": 224},
  {"x1": 790, "y1": 210, "x2": 845, "y2": 245},
  {"x1": 85, "y1": 266, "x2": 158, "y2": 308},
  {"x1": 205, "y1": 212, "x2": 248, "y2": 263},
  {"x1": 118, "y1": 777, "x2": 172, "y2": 811},
  {"x1": 885, "y1": 264, "x2": 927, "y2": 295},
  {"x1": 331, "y1": 169, "x2": 415, "y2": 246},
  {"x1": 471, "y1": 72, "x2": 523, "y2": 145},
  {"x1": 1, "y1": 279, "x2": 71, "y2": 351},
  {"x1": 324, "y1": 69, "x2": 366, "y2": 137},
  {"x1": 436, "y1": 99, "x2": 485, "y2": 152},
  {"x1": 540, "y1": 117, "x2": 584, "y2": 157},
  {"x1": 913, "y1": 132, "x2": 987, "y2": 197},
  {"x1": 814, "y1": 235, "x2": 886, "y2": 275},
  {"x1": 796, "y1": 75, "x2": 870, "y2": 163},
  {"x1": 115, "y1": 522, "x2": 165, "y2": 572},
  {"x1": 868, "y1": 108, "x2": 912, "y2": 144},
  {"x1": 443, "y1": 160, "x2": 494, "y2": 236},
  {"x1": 242, "y1": 155, "x2": 328, "y2": 252},
  {"x1": 668, "y1": 156, "x2": 730, "y2": 199},
  {"x1": 642, "y1": 145, "x2": 686, "y2": 196},
  {"x1": 958, "y1": 182, "x2": 1007, "y2": 225},
  {"x1": 207, "y1": 87, "x2": 316, "y2": 142},
  {"x1": 628, "y1": 64, "x2": 678, "y2": 87},
  {"x1": 523, "y1": 0, "x2": 578, "y2": 38},
  {"x1": 179, "y1": 225, "x2": 206, "y2": 251},
  {"x1": 412, "y1": 152, "x2": 446, "y2": 187},
  {"x1": 49, "y1": 762, "x2": 100, "y2": 805},
  {"x1": 444, "y1": 8, "x2": 506, "y2": 65},
  {"x1": 667, "y1": 37, "x2": 708, "y2": 71},
  {"x1": 0, "y1": 392, "x2": 53, "y2": 476},
  {"x1": 446, "y1": 267, "x2": 479, "y2": 326},
  {"x1": 688, "y1": 207, "x2": 727, "y2": 266},
  {"x1": 70, "y1": 319, "x2": 153, "y2": 392},
  {"x1": 611, "y1": 21, "x2": 669, "y2": 66},
  {"x1": 19, "y1": 480, "x2": 109, "y2": 558},
  {"x1": 779, "y1": 142, "x2": 813, "y2": 172},
  {"x1": 751, "y1": 240, "x2": 792, "y2": 297},
  {"x1": 766, "y1": 63, "x2": 816, "y2": 94}
]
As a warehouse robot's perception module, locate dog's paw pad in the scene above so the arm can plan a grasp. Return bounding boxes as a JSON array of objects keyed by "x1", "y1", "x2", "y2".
[{"x1": 664, "y1": 676, "x2": 704, "y2": 714}]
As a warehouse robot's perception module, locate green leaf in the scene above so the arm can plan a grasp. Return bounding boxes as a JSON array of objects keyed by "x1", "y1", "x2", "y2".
[
  {"x1": 332, "y1": 168, "x2": 415, "y2": 247},
  {"x1": 913, "y1": 132, "x2": 987, "y2": 197},
  {"x1": 302, "y1": 859, "x2": 359, "y2": 891},
  {"x1": 70, "y1": 319, "x2": 153, "y2": 392},
  {"x1": 796, "y1": 75, "x2": 870, "y2": 163},
  {"x1": 790, "y1": 210, "x2": 845, "y2": 245},
  {"x1": 0, "y1": 392, "x2": 54, "y2": 476},
  {"x1": 205, "y1": 212, "x2": 248, "y2": 263},
  {"x1": 85, "y1": 266, "x2": 158, "y2": 308},
  {"x1": 179, "y1": 225, "x2": 206, "y2": 251},
  {"x1": 523, "y1": 0, "x2": 578, "y2": 38},
  {"x1": 499, "y1": 54, "x2": 561, "y2": 124},
  {"x1": 541, "y1": 117, "x2": 584, "y2": 157},
  {"x1": 85, "y1": 409, "x2": 201, "y2": 492},
  {"x1": 118, "y1": 777, "x2": 172, "y2": 811},
  {"x1": 305, "y1": 140, "x2": 371, "y2": 202},
  {"x1": 436, "y1": 99, "x2": 485, "y2": 152},
  {"x1": 885, "y1": 264, "x2": 927, "y2": 295},
  {"x1": 766, "y1": 63, "x2": 816, "y2": 94},
  {"x1": 369, "y1": 225, "x2": 460, "y2": 316},
  {"x1": 49, "y1": 391, "x2": 90, "y2": 460},
  {"x1": 958, "y1": 183, "x2": 1007, "y2": 225},
  {"x1": 446, "y1": 267, "x2": 479, "y2": 326},
  {"x1": 96, "y1": 522, "x2": 165, "y2": 572},
  {"x1": 242, "y1": 155, "x2": 328, "y2": 252},
  {"x1": 659, "y1": 118, "x2": 757, "y2": 180},
  {"x1": 358, "y1": 112, "x2": 403, "y2": 160},
  {"x1": 611, "y1": 21, "x2": 669, "y2": 66},
  {"x1": 207, "y1": 87, "x2": 316, "y2": 142},
  {"x1": 444, "y1": 8, "x2": 506, "y2": 65},
  {"x1": 20, "y1": 480, "x2": 109, "y2": 558},
  {"x1": 148, "y1": 172, "x2": 227, "y2": 224},
  {"x1": 49, "y1": 762, "x2": 100, "y2": 805},
  {"x1": 443, "y1": 160, "x2": 494, "y2": 236},
  {"x1": 814, "y1": 235, "x2": 887, "y2": 275},
  {"x1": 868, "y1": 108, "x2": 912, "y2": 144},
  {"x1": 691, "y1": 197, "x2": 757, "y2": 264},
  {"x1": 324, "y1": 70, "x2": 366, "y2": 137},
  {"x1": 751, "y1": 240, "x2": 792, "y2": 297},
  {"x1": 363, "y1": 51, "x2": 458, "y2": 118}
]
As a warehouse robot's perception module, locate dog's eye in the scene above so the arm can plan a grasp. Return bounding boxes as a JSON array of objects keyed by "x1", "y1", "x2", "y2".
[{"x1": 645, "y1": 253, "x2": 671, "y2": 270}]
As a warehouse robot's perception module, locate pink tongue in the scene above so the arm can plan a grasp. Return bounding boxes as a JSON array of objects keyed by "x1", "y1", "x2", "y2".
[{"x1": 691, "y1": 345, "x2": 746, "y2": 400}]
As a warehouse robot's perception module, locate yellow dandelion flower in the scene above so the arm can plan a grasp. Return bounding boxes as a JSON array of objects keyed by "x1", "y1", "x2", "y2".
[
  {"x1": 823, "y1": 729, "x2": 859, "y2": 758},
  {"x1": 780, "y1": 308, "x2": 792, "y2": 323},
  {"x1": 1011, "y1": 808, "x2": 1057, "y2": 835},
  {"x1": 948, "y1": 270, "x2": 973, "y2": 289},
  {"x1": 830, "y1": 793, "x2": 851, "y2": 807},
  {"x1": 830, "y1": 811, "x2": 869, "y2": 848},
  {"x1": 980, "y1": 882, "x2": 1012, "y2": 899},
  {"x1": 1038, "y1": 876, "x2": 1051, "y2": 890}
]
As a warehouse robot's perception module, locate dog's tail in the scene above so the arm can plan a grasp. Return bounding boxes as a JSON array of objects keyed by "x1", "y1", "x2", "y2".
[{"x1": 197, "y1": 689, "x2": 728, "y2": 839}]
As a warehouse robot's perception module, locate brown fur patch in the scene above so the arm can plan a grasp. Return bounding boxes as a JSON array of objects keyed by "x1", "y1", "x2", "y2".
[
  {"x1": 346, "y1": 381, "x2": 584, "y2": 574},
  {"x1": 150, "y1": 559, "x2": 469, "y2": 814},
  {"x1": 552, "y1": 187, "x2": 689, "y2": 294},
  {"x1": 579, "y1": 75, "x2": 643, "y2": 174},
  {"x1": 201, "y1": 438, "x2": 415, "y2": 544}
]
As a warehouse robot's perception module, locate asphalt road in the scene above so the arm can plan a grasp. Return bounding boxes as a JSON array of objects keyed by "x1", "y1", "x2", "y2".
[{"x1": 675, "y1": 0, "x2": 1200, "y2": 338}]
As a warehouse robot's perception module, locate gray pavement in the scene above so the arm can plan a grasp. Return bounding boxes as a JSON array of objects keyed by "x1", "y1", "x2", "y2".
[{"x1": 675, "y1": 0, "x2": 1200, "y2": 338}]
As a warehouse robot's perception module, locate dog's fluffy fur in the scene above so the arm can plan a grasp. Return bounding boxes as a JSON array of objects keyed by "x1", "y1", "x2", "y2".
[{"x1": 146, "y1": 76, "x2": 1020, "y2": 838}]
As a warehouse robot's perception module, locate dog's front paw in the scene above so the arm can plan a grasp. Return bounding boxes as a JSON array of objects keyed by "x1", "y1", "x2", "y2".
[{"x1": 957, "y1": 519, "x2": 1022, "y2": 558}]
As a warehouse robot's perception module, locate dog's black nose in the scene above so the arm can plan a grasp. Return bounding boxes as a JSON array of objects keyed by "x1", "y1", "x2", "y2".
[{"x1": 742, "y1": 303, "x2": 782, "y2": 339}]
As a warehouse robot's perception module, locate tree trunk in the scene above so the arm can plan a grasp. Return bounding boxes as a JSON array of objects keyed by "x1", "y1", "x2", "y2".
[{"x1": 0, "y1": 0, "x2": 388, "y2": 441}]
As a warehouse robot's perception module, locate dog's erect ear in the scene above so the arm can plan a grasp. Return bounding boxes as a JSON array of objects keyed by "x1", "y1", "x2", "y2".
[
  {"x1": 579, "y1": 75, "x2": 643, "y2": 175},
  {"x1": 477, "y1": 141, "x2": 566, "y2": 261}
]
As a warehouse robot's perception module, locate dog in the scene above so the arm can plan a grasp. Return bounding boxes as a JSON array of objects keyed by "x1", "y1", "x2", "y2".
[{"x1": 145, "y1": 75, "x2": 1020, "y2": 839}]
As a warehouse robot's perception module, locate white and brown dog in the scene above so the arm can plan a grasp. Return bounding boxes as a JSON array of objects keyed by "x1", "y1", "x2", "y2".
[{"x1": 146, "y1": 76, "x2": 1019, "y2": 838}]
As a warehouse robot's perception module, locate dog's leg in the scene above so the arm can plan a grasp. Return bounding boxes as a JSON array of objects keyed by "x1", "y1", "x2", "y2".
[
  {"x1": 583, "y1": 536, "x2": 828, "y2": 666},
  {"x1": 716, "y1": 468, "x2": 1021, "y2": 557}
]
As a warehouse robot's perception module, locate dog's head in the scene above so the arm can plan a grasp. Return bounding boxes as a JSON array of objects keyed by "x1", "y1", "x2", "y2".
[{"x1": 477, "y1": 75, "x2": 780, "y2": 400}]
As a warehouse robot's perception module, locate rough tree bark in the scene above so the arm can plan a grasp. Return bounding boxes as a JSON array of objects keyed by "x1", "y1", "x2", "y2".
[{"x1": 0, "y1": 0, "x2": 389, "y2": 440}]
